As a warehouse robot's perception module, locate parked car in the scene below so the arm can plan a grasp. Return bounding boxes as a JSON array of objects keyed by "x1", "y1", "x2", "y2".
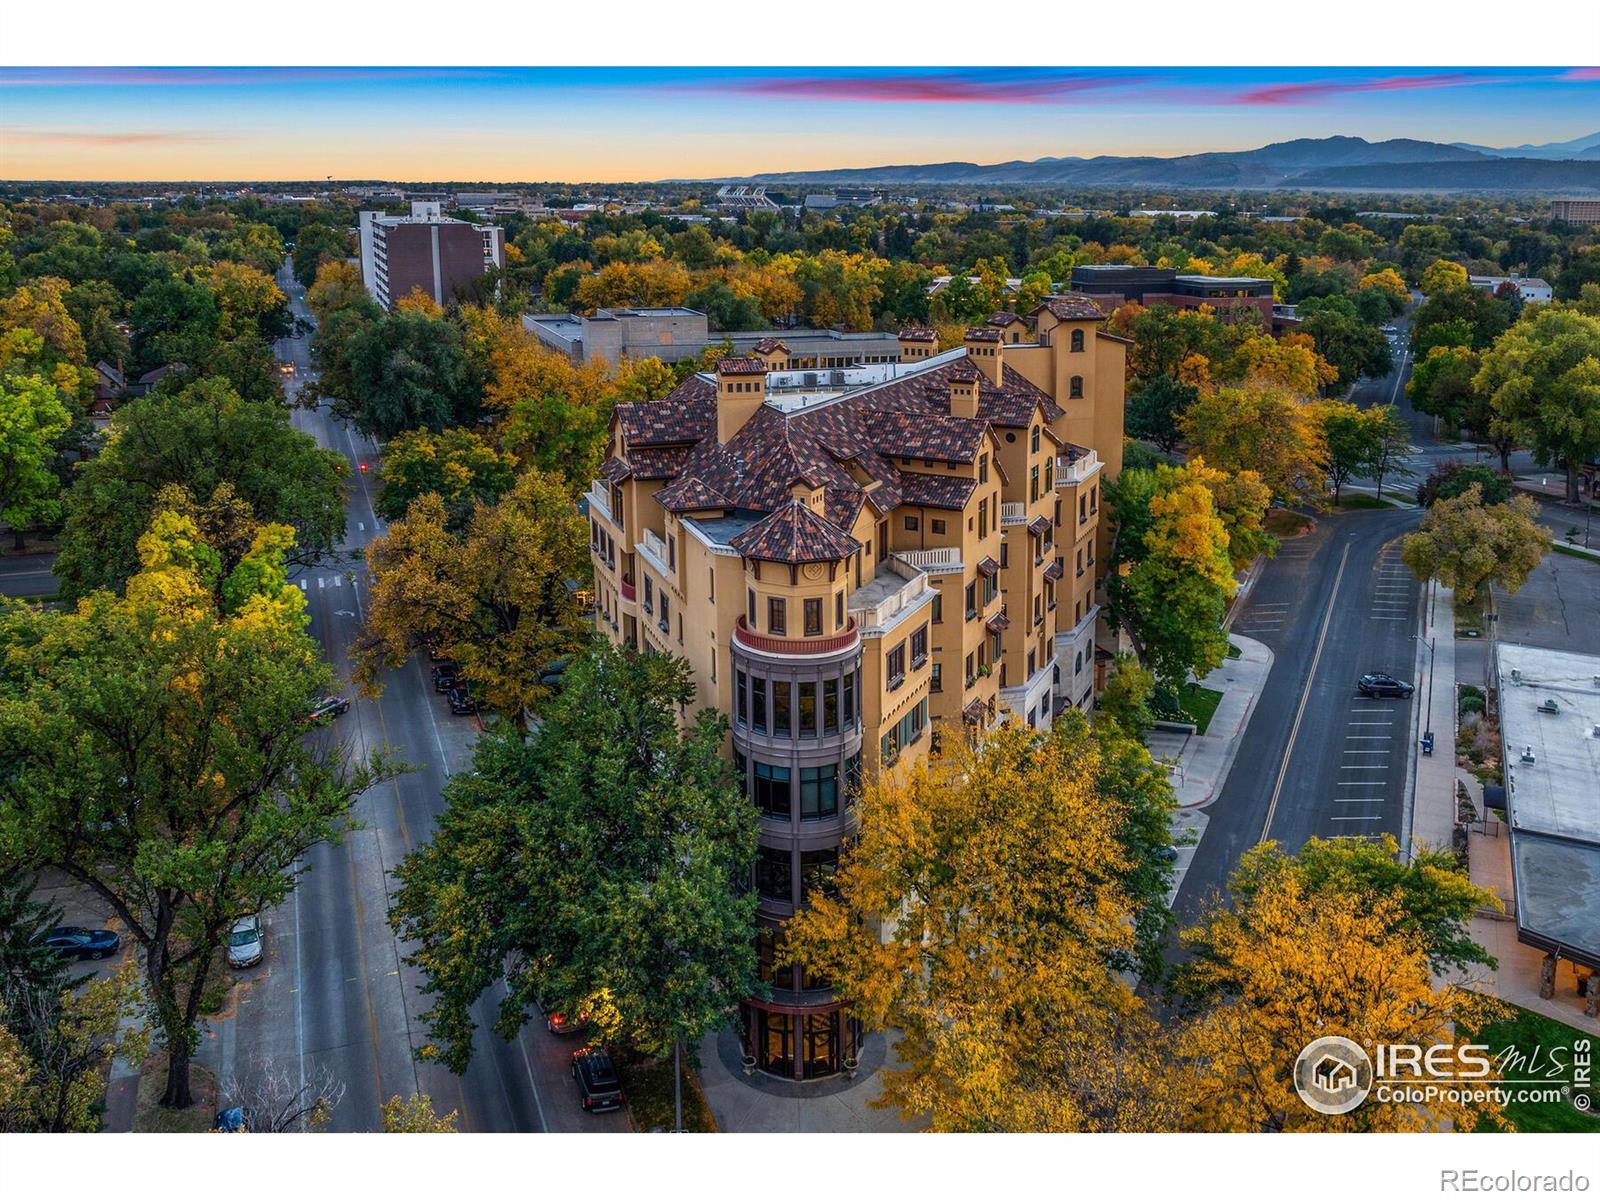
[
  {"x1": 447, "y1": 685, "x2": 479, "y2": 716},
  {"x1": 43, "y1": 926, "x2": 119, "y2": 961},
  {"x1": 1358, "y1": 673, "x2": 1415, "y2": 698},
  {"x1": 227, "y1": 916, "x2": 264, "y2": 968},
  {"x1": 544, "y1": 1001, "x2": 590, "y2": 1036},
  {"x1": 307, "y1": 694, "x2": 351, "y2": 724},
  {"x1": 430, "y1": 662, "x2": 459, "y2": 693},
  {"x1": 571, "y1": 1047, "x2": 624, "y2": 1113}
]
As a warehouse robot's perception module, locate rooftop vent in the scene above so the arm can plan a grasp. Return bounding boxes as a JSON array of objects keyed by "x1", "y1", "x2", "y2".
[
  {"x1": 1537, "y1": 698, "x2": 1560, "y2": 714},
  {"x1": 1520, "y1": 745, "x2": 1536, "y2": 764}
]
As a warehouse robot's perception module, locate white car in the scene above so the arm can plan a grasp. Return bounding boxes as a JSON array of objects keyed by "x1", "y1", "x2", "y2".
[{"x1": 227, "y1": 916, "x2": 263, "y2": 968}]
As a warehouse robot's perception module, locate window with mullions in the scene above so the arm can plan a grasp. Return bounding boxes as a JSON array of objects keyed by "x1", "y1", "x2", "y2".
[
  {"x1": 751, "y1": 676, "x2": 767, "y2": 733},
  {"x1": 798, "y1": 681, "x2": 816, "y2": 736},
  {"x1": 822, "y1": 677, "x2": 839, "y2": 735},
  {"x1": 799, "y1": 763, "x2": 838, "y2": 819},
  {"x1": 772, "y1": 680, "x2": 791, "y2": 737},
  {"x1": 752, "y1": 761, "x2": 790, "y2": 818},
  {"x1": 845, "y1": 752, "x2": 862, "y2": 804},
  {"x1": 735, "y1": 671, "x2": 748, "y2": 725},
  {"x1": 804, "y1": 597, "x2": 822, "y2": 636},
  {"x1": 842, "y1": 671, "x2": 856, "y2": 729},
  {"x1": 733, "y1": 749, "x2": 748, "y2": 799},
  {"x1": 800, "y1": 848, "x2": 839, "y2": 901},
  {"x1": 756, "y1": 846, "x2": 792, "y2": 902}
]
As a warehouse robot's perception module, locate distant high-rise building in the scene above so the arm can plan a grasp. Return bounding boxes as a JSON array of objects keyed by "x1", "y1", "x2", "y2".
[
  {"x1": 1551, "y1": 198, "x2": 1600, "y2": 226},
  {"x1": 357, "y1": 202, "x2": 504, "y2": 310}
]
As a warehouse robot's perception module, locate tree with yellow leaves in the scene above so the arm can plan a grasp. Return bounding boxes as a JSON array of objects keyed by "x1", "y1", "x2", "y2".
[
  {"x1": 356, "y1": 468, "x2": 591, "y2": 723},
  {"x1": 381, "y1": 1092, "x2": 459, "y2": 1132},
  {"x1": 1174, "y1": 842, "x2": 1507, "y2": 1132},
  {"x1": 1181, "y1": 381, "x2": 1331, "y2": 507},
  {"x1": 1360, "y1": 267, "x2": 1411, "y2": 305},
  {"x1": 788, "y1": 720, "x2": 1182, "y2": 1131},
  {"x1": 1421, "y1": 258, "x2": 1471, "y2": 297},
  {"x1": 0, "y1": 505, "x2": 396, "y2": 1112}
]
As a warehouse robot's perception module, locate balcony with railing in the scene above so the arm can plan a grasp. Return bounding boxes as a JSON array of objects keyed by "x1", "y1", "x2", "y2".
[
  {"x1": 848, "y1": 557, "x2": 934, "y2": 636},
  {"x1": 732, "y1": 617, "x2": 859, "y2": 658},
  {"x1": 636, "y1": 527, "x2": 674, "y2": 579},
  {"x1": 1000, "y1": 501, "x2": 1027, "y2": 526},
  {"x1": 1055, "y1": 447, "x2": 1102, "y2": 489},
  {"x1": 586, "y1": 480, "x2": 614, "y2": 526},
  {"x1": 893, "y1": 546, "x2": 963, "y2": 576}
]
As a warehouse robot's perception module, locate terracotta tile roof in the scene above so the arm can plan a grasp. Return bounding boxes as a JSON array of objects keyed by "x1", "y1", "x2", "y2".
[
  {"x1": 1034, "y1": 295, "x2": 1105, "y2": 322},
  {"x1": 1028, "y1": 515, "x2": 1052, "y2": 537},
  {"x1": 986, "y1": 611, "x2": 1011, "y2": 633},
  {"x1": 729, "y1": 499, "x2": 860, "y2": 564},
  {"x1": 616, "y1": 376, "x2": 715, "y2": 446},
  {"x1": 898, "y1": 326, "x2": 937, "y2": 342},
  {"x1": 976, "y1": 556, "x2": 999, "y2": 577},
  {"x1": 897, "y1": 471, "x2": 976, "y2": 511},
  {"x1": 865, "y1": 409, "x2": 988, "y2": 464},
  {"x1": 750, "y1": 338, "x2": 789, "y2": 354},
  {"x1": 1042, "y1": 559, "x2": 1064, "y2": 581},
  {"x1": 962, "y1": 698, "x2": 989, "y2": 722},
  {"x1": 964, "y1": 326, "x2": 1002, "y2": 342},
  {"x1": 655, "y1": 473, "x2": 733, "y2": 512},
  {"x1": 987, "y1": 312, "x2": 1025, "y2": 327},
  {"x1": 626, "y1": 444, "x2": 692, "y2": 479},
  {"x1": 947, "y1": 359, "x2": 984, "y2": 383},
  {"x1": 599, "y1": 456, "x2": 631, "y2": 483},
  {"x1": 717, "y1": 356, "x2": 770, "y2": 376}
]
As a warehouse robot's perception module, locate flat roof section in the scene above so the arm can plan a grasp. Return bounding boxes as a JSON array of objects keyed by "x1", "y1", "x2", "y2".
[{"x1": 1495, "y1": 642, "x2": 1600, "y2": 968}]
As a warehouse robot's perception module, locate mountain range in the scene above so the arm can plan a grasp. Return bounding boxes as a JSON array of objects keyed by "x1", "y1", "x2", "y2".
[{"x1": 733, "y1": 134, "x2": 1600, "y2": 191}]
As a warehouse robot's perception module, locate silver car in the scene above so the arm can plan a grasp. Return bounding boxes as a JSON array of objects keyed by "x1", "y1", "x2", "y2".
[{"x1": 227, "y1": 916, "x2": 263, "y2": 969}]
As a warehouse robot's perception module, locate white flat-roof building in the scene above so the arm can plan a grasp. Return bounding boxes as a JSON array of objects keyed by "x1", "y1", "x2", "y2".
[
  {"x1": 1495, "y1": 643, "x2": 1600, "y2": 977},
  {"x1": 1468, "y1": 274, "x2": 1554, "y2": 304}
]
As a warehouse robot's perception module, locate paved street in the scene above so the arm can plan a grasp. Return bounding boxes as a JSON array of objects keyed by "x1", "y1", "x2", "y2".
[
  {"x1": 200, "y1": 263, "x2": 623, "y2": 1132},
  {"x1": 1173, "y1": 504, "x2": 1424, "y2": 919},
  {"x1": 0, "y1": 552, "x2": 58, "y2": 599}
]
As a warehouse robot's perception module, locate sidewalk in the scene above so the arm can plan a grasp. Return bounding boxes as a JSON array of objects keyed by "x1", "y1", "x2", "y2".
[
  {"x1": 1145, "y1": 635, "x2": 1274, "y2": 810},
  {"x1": 1408, "y1": 582, "x2": 1457, "y2": 854},
  {"x1": 695, "y1": 1027, "x2": 924, "y2": 1133}
]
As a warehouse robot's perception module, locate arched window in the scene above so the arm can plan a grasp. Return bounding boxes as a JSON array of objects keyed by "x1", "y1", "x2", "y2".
[
  {"x1": 1069, "y1": 375, "x2": 1084, "y2": 399},
  {"x1": 1070, "y1": 328, "x2": 1085, "y2": 352}
]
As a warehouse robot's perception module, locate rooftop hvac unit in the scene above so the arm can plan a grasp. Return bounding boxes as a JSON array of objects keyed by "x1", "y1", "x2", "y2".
[
  {"x1": 831, "y1": 370, "x2": 847, "y2": 386},
  {"x1": 1520, "y1": 745, "x2": 1536, "y2": 763},
  {"x1": 803, "y1": 373, "x2": 818, "y2": 387}
]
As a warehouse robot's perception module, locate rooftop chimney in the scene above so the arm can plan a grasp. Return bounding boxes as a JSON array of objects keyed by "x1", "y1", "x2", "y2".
[
  {"x1": 715, "y1": 357, "x2": 769, "y2": 444},
  {"x1": 963, "y1": 326, "x2": 1003, "y2": 385},
  {"x1": 948, "y1": 359, "x2": 983, "y2": 419},
  {"x1": 897, "y1": 326, "x2": 937, "y2": 363}
]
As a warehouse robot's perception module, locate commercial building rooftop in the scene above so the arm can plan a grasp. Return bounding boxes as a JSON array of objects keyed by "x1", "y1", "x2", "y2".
[{"x1": 1495, "y1": 642, "x2": 1600, "y2": 968}]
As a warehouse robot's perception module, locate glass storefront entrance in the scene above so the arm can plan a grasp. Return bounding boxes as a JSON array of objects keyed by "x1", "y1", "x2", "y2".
[{"x1": 743, "y1": 1001, "x2": 861, "y2": 1081}]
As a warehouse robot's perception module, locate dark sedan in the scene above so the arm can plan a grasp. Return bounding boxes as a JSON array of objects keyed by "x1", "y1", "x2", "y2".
[
  {"x1": 1358, "y1": 673, "x2": 1415, "y2": 699},
  {"x1": 572, "y1": 1047, "x2": 624, "y2": 1113},
  {"x1": 430, "y1": 662, "x2": 459, "y2": 693},
  {"x1": 447, "y1": 685, "x2": 479, "y2": 716},
  {"x1": 43, "y1": 926, "x2": 119, "y2": 961}
]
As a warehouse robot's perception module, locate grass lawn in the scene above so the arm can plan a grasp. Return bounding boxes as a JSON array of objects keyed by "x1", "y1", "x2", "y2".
[
  {"x1": 616, "y1": 1051, "x2": 718, "y2": 1133},
  {"x1": 1264, "y1": 509, "x2": 1314, "y2": 539},
  {"x1": 132, "y1": 1054, "x2": 217, "y2": 1133},
  {"x1": 1551, "y1": 543, "x2": 1600, "y2": 562},
  {"x1": 1455, "y1": 592, "x2": 1486, "y2": 638},
  {"x1": 1334, "y1": 493, "x2": 1398, "y2": 510},
  {"x1": 1469, "y1": 1005, "x2": 1600, "y2": 1133},
  {"x1": 1178, "y1": 683, "x2": 1224, "y2": 735}
]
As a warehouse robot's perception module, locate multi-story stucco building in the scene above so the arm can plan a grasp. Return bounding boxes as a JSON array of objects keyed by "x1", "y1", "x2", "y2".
[{"x1": 585, "y1": 297, "x2": 1125, "y2": 1081}]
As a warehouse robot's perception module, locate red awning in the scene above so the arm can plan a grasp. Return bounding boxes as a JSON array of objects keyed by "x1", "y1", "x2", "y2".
[
  {"x1": 1042, "y1": 560, "x2": 1064, "y2": 581},
  {"x1": 1028, "y1": 515, "x2": 1052, "y2": 537},
  {"x1": 976, "y1": 556, "x2": 999, "y2": 577}
]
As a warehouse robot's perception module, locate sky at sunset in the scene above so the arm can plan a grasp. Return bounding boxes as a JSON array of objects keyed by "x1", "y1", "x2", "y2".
[{"x1": 2, "y1": 66, "x2": 1597, "y2": 182}]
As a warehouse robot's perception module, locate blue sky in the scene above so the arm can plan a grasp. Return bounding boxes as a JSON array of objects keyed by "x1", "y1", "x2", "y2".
[{"x1": 1, "y1": 67, "x2": 1596, "y2": 181}]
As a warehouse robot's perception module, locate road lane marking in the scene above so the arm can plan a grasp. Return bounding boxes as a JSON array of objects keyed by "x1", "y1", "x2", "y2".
[
  {"x1": 1261, "y1": 541, "x2": 1351, "y2": 841},
  {"x1": 1334, "y1": 798, "x2": 1387, "y2": 804},
  {"x1": 1331, "y1": 815, "x2": 1382, "y2": 821}
]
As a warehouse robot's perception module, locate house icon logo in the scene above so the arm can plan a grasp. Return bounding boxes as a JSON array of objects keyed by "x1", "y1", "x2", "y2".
[{"x1": 1294, "y1": 1036, "x2": 1373, "y2": 1115}]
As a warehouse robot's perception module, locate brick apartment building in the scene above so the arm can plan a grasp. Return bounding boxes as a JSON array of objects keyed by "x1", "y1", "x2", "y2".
[
  {"x1": 584, "y1": 297, "x2": 1125, "y2": 1080},
  {"x1": 1551, "y1": 198, "x2": 1600, "y2": 226},
  {"x1": 357, "y1": 201, "x2": 505, "y2": 310},
  {"x1": 1069, "y1": 264, "x2": 1278, "y2": 325}
]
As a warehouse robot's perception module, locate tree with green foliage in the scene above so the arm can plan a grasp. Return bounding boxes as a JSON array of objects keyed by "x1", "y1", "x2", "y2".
[
  {"x1": 1407, "y1": 344, "x2": 1479, "y2": 432},
  {"x1": 291, "y1": 223, "x2": 353, "y2": 288},
  {"x1": 1298, "y1": 301, "x2": 1392, "y2": 391},
  {"x1": 0, "y1": 366, "x2": 73, "y2": 550},
  {"x1": 1415, "y1": 460, "x2": 1511, "y2": 508},
  {"x1": 1477, "y1": 305, "x2": 1600, "y2": 504},
  {"x1": 0, "y1": 873, "x2": 76, "y2": 1054},
  {"x1": 1411, "y1": 285, "x2": 1512, "y2": 354},
  {"x1": 55, "y1": 377, "x2": 346, "y2": 598},
  {"x1": 1125, "y1": 374, "x2": 1197, "y2": 453},
  {"x1": 339, "y1": 309, "x2": 477, "y2": 439},
  {"x1": 0, "y1": 507, "x2": 394, "y2": 1110},
  {"x1": 1402, "y1": 484, "x2": 1552, "y2": 604},
  {"x1": 1094, "y1": 652, "x2": 1157, "y2": 742},
  {"x1": 375, "y1": 426, "x2": 517, "y2": 524},
  {"x1": 389, "y1": 646, "x2": 759, "y2": 1118}
]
